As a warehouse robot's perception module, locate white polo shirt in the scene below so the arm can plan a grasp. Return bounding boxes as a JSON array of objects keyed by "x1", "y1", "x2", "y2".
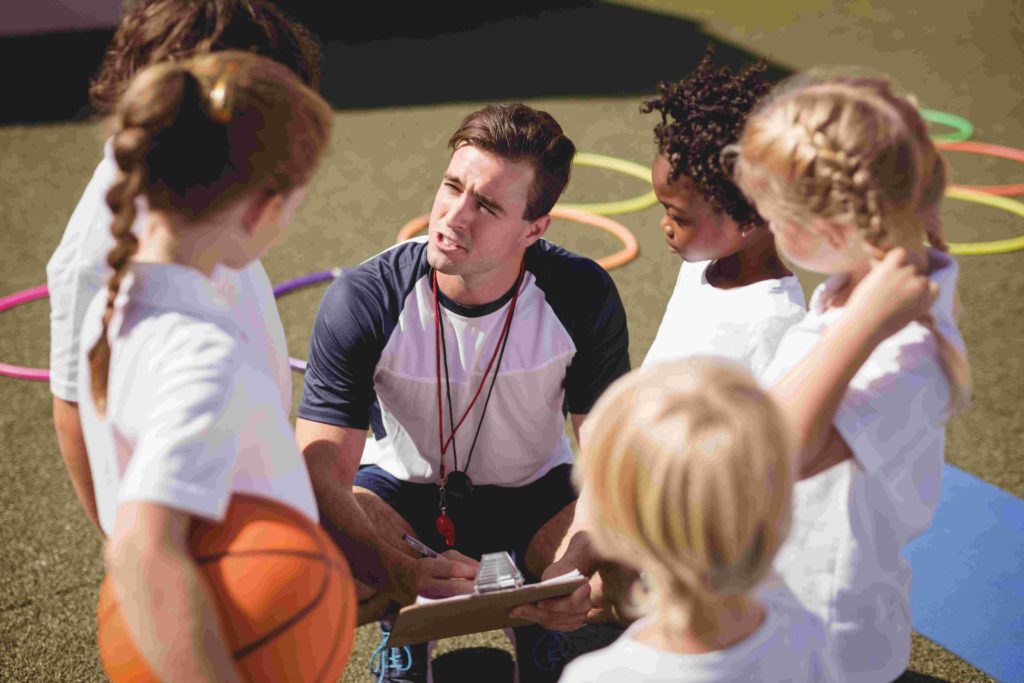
[
  {"x1": 642, "y1": 259, "x2": 806, "y2": 378},
  {"x1": 761, "y1": 249, "x2": 964, "y2": 683},
  {"x1": 46, "y1": 141, "x2": 291, "y2": 411},
  {"x1": 78, "y1": 262, "x2": 317, "y2": 535}
]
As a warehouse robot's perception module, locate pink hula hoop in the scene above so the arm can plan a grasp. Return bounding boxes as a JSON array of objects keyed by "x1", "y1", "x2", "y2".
[{"x1": 0, "y1": 285, "x2": 50, "y2": 382}]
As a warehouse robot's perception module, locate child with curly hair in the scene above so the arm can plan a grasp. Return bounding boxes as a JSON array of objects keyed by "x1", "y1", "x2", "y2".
[{"x1": 641, "y1": 50, "x2": 805, "y2": 376}]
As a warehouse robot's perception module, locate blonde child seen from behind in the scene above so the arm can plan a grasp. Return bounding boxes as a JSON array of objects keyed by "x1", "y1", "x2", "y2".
[{"x1": 559, "y1": 357, "x2": 836, "y2": 683}]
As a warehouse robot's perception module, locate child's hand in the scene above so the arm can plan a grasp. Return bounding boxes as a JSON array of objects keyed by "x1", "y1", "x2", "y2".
[{"x1": 847, "y1": 247, "x2": 938, "y2": 342}]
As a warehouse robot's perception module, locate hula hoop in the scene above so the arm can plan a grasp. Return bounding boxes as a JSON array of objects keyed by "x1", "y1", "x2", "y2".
[
  {"x1": 0, "y1": 285, "x2": 50, "y2": 381},
  {"x1": 555, "y1": 152, "x2": 658, "y2": 216},
  {"x1": 272, "y1": 268, "x2": 344, "y2": 372},
  {"x1": 937, "y1": 140, "x2": 1024, "y2": 196},
  {"x1": 944, "y1": 186, "x2": 1024, "y2": 256},
  {"x1": 396, "y1": 206, "x2": 640, "y2": 271},
  {"x1": 921, "y1": 108, "x2": 974, "y2": 143}
]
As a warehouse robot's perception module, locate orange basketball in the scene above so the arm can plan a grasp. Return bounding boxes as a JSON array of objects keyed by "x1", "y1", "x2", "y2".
[{"x1": 97, "y1": 494, "x2": 356, "y2": 681}]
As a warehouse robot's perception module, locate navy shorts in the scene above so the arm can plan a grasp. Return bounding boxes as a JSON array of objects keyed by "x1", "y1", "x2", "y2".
[{"x1": 354, "y1": 464, "x2": 577, "y2": 579}]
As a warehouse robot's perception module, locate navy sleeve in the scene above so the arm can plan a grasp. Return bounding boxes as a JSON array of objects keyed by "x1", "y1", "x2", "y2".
[
  {"x1": 564, "y1": 271, "x2": 630, "y2": 414},
  {"x1": 297, "y1": 241, "x2": 428, "y2": 430},
  {"x1": 529, "y1": 242, "x2": 631, "y2": 415},
  {"x1": 297, "y1": 272, "x2": 386, "y2": 429}
]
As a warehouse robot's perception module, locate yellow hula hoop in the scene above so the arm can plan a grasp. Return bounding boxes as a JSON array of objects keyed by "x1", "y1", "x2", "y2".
[
  {"x1": 396, "y1": 206, "x2": 639, "y2": 271},
  {"x1": 944, "y1": 187, "x2": 1024, "y2": 256},
  {"x1": 556, "y1": 152, "x2": 658, "y2": 216}
]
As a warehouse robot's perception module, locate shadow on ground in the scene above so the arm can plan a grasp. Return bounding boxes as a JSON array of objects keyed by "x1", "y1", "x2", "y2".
[{"x1": 0, "y1": 1, "x2": 790, "y2": 124}]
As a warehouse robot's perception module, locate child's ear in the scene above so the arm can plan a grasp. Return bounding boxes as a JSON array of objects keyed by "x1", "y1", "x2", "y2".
[
  {"x1": 242, "y1": 191, "x2": 283, "y2": 235},
  {"x1": 524, "y1": 215, "x2": 551, "y2": 246}
]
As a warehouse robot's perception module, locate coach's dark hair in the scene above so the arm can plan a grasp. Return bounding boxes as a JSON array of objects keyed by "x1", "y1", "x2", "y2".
[
  {"x1": 642, "y1": 48, "x2": 770, "y2": 229},
  {"x1": 90, "y1": 0, "x2": 321, "y2": 114},
  {"x1": 449, "y1": 103, "x2": 576, "y2": 221}
]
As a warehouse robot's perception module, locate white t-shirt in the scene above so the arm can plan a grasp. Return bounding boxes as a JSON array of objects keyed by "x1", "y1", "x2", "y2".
[
  {"x1": 46, "y1": 141, "x2": 291, "y2": 411},
  {"x1": 558, "y1": 592, "x2": 835, "y2": 683},
  {"x1": 761, "y1": 249, "x2": 964, "y2": 683},
  {"x1": 78, "y1": 262, "x2": 317, "y2": 536},
  {"x1": 642, "y1": 259, "x2": 806, "y2": 378}
]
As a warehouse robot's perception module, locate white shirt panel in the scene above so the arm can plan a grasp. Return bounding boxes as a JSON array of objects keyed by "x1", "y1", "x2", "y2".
[
  {"x1": 762, "y1": 249, "x2": 963, "y2": 683},
  {"x1": 366, "y1": 272, "x2": 577, "y2": 486},
  {"x1": 46, "y1": 141, "x2": 290, "y2": 411},
  {"x1": 642, "y1": 259, "x2": 806, "y2": 378},
  {"x1": 558, "y1": 594, "x2": 835, "y2": 683},
  {"x1": 78, "y1": 263, "x2": 316, "y2": 536}
]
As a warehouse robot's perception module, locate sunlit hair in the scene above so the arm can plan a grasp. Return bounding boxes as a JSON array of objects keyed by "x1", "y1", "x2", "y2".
[
  {"x1": 90, "y1": 0, "x2": 321, "y2": 115},
  {"x1": 448, "y1": 103, "x2": 576, "y2": 221},
  {"x1": 576, "y1": 357, "x2": 793, "y2": 637},
  {"x1": 88, "y1": 50, "x2": 334, "y2": 415},
  {"x1": 731, "y1": 76, "x2": 970, "y2": 412}
]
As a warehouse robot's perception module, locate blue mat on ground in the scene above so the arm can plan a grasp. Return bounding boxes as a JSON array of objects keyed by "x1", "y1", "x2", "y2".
[{"x1": 905, "y1": 464, "x2": 1024, "y2": 682}]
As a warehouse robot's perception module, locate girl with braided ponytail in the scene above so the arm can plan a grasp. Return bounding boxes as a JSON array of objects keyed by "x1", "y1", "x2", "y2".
[
  {"x1": 76, "y1": 50, "x2": 332, "y2": 681},
  {"x1": 731, "y1": 75, "x2": 971, "y2": 682},
  {"x1": 47, "y1": 0, "x2": 320, "y2": 534}
]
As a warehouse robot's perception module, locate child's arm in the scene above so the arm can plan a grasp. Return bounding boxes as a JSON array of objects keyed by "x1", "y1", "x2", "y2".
[
  {"x1": 105, "y1": 502, "x2": 241, "y2": 683},
  {"x1": 771, "y1": 248, "x2": 937, "y2": 479},
  {"x1": 51, "y1": 398, "x2": 102, "y2": 533}
]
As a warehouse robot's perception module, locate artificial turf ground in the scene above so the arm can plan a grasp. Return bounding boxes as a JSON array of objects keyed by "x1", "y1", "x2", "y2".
[{"x1": 2, "y1": 1, "x2": 1021, "y2": 680}]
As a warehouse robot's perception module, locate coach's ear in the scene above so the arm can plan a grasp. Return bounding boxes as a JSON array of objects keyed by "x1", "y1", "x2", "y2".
[{"x1": 523, "y1": 215, "x2": 551, "y2": 247}]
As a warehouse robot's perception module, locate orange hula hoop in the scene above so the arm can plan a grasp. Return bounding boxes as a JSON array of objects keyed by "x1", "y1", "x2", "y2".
[{"x1": 396, "y1": 207, "x2": 639, "y2": 271}]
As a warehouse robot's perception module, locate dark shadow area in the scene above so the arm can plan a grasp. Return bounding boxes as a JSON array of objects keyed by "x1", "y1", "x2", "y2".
[
  {"x1": 431, "y1": 647, "x2": 515, "y2": 682},
  {"x1": 0, "y1": 28, "x2": 113, "y2": 125},
  {"x1": 895, "y1": 671, "x2": 955, "y2": 682},
  {"x1": 0, "y1": 2, "x2": 790, "y2": 125}
]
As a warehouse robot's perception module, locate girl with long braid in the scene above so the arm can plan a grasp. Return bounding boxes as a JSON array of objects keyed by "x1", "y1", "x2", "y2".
[
  {"x1": 77, "y1": 51, "x2": 332, "y2": 681},
  {"x1": 47, "y1": 0, "x2": 320, "y2": 533},
  {"x1": 731, "y1": 76, "x2": 971, "y2": 681}
]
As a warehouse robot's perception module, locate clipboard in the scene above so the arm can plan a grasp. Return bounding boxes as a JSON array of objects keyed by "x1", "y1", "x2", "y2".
[{"x1": 386, "y1": 571, "x2": 588, "y2": 646}]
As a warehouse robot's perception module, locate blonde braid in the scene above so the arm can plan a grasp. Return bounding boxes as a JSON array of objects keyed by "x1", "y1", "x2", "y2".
[{"x1": 800, "y1": 125, "x2": 887, "y2": 246}]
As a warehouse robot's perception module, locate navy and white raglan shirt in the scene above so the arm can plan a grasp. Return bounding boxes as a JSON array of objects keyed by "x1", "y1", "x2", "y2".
[{"x1": 298, "y1": 238, "x2": 630, "y2": 488}]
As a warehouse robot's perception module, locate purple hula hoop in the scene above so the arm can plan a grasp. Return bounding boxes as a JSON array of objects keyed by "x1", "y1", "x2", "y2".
[
  {"x1": 273, "y1": 268, "x2": 344, "y2": 372},
  {"x1": 0, "y1": 269, "x2": 341, "y2": 381}
]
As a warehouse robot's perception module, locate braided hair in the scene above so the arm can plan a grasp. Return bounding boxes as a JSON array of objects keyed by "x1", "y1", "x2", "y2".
[
  {"x1": 88, "y1": 50, "x2": 333, "y2": 414},
  {"x1": 641, "y1": 49, "x2": 771, "y2": 229},
  {"x1": 733, "y1": 76, "x2": 970, "y2": 413}
]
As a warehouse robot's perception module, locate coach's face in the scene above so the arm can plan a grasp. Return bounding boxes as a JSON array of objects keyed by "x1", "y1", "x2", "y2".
[{"x1": 427, "y1": 144, "x2": 545, "y2": 282}]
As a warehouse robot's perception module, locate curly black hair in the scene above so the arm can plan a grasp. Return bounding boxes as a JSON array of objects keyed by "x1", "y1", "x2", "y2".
[{"x1": 642, "y1": 49, "x2": 770, "y2": 228}]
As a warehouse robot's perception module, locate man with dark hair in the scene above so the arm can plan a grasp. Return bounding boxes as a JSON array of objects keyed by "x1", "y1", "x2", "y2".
[{"x1": 296, "y1": 103, "x2": 630, "y2": 681}]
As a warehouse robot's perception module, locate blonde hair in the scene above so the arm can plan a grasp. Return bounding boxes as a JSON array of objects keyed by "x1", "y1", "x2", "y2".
[
  {"x1": 732, "y1": 76, "x2": 970, "y2": 412},
  {"x1": 88, "y1": 50, "x2": 334, "y2": 415},
  {"x1": 576, "y1": 357, "x2": 793, "y2": 637}
]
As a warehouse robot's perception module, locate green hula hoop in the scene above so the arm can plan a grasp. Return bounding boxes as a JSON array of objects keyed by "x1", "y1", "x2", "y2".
[
  {"x1": 945, "y1": 187, "x2": 1024, "y2": 255},
  {"x1": 557, "y1": 152, "x2": 658, "y2": 216},
  {"x1": 921, "y1": 108, "x2": 974, "y2": 143}
]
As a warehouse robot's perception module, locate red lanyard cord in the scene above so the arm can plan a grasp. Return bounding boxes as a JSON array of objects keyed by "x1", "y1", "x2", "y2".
[{"x1": 433, "y1": 262, "x2": 524, "y2": 479}]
